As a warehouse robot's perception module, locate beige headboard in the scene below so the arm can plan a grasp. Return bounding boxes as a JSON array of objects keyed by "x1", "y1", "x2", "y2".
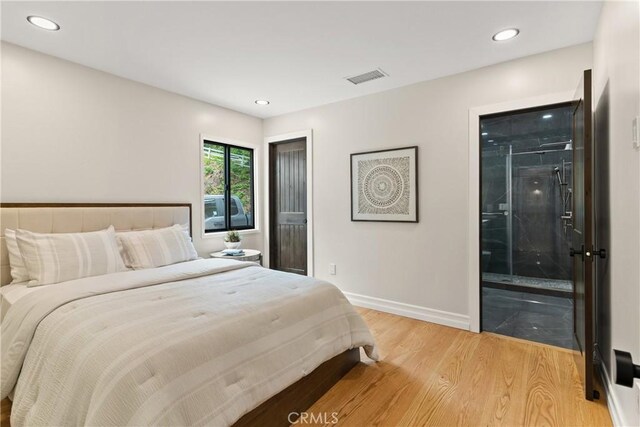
[{"x1": 0, "y1": 203, "x2": 192, "y2": 286}]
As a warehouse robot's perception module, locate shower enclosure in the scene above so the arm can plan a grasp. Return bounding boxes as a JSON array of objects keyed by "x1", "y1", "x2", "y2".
[{"x1": 480, "y1": 103, "x2": 575, "y2": 348}]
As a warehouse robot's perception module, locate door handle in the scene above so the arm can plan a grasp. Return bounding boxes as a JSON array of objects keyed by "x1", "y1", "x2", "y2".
[
  {"x1": 570, "y1": 246, "x2": 606, "y2": 260},
  {"x1": 569, "y1": 245, "x2": 588, "y2": 261},
  {"x1": 613, "y1": 350, "x2": 640, "y2": 388},
  {"x1": 569, "y1": 246, "x2": 583, "y2": 257},
  {"x1": 593, "y1": 248, "x2": 607, "y2": 259}
]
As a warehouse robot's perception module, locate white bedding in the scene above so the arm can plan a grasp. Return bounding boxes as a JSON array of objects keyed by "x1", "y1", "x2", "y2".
[
  {"x1": 1, "y1": 258, "x2": 377, "y2": 426},
  {"x1": 0, "y1": 283, "x2": 40, "y2": 321}
]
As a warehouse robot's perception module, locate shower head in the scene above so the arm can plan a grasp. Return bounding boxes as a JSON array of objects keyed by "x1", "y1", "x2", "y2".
[{"x1": 554, "y1": 167, "x2": 563, "y2": 186}]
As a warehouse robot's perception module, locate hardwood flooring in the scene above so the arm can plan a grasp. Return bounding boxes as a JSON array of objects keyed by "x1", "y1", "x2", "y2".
[
  {"x1": 0, "y1": 399, "x2": 9, "y2": 427},
  {"x1": 0, "y1": 308, "x2": 611, "y2": 426},
  {"x1": 305, "y1": 308, "x2": 611, "y2": 426}
]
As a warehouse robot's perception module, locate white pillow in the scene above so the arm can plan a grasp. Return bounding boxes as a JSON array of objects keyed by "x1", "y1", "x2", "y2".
[
  {"x1": 4, "y1": 229, "x2": 30, "y2": 283},
  {"x1": 116, "y1": 224, "x2": 198, "y2": 269},
  {"x1": 16, "y1": 226, "x2": 128, "y2": 287}
]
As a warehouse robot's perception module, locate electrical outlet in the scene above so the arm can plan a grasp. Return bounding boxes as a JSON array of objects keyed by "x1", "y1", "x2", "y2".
[{"x1": 329, "y1": 263, "x2": 336, "y2": 275}]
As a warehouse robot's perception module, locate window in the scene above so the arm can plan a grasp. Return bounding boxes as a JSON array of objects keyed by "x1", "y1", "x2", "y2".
[{"x1": 202, "y1": 140, "x2": 255, "y2": 233}]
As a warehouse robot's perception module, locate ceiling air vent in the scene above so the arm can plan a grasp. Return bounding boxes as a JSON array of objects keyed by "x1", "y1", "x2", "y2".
[{"x1": 345, "y1": 68, "x2": 388, "y2": 85}]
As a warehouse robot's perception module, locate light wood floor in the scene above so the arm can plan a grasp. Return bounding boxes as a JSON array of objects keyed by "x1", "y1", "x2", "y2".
[
  {"x1": 0, "y1": 308, "x2": 612, "y2": 426},
  {"x1": 0, "y1": 399, "x2": 8, "y2": 427},
  {"x1": 306, "y1": 308, "x2": 612, "y2": 426}
]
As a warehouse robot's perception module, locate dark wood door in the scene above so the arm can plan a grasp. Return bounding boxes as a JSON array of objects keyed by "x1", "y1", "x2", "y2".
[
  {"x1": 571, "y1": 69, "x2": 596, "y2": 400},
  {"x1": 269, "y1": 139, "x2": 307, "y2": 275},
  {"x1": 594, "y1": 82, "x2": 611, "y2": 373}
]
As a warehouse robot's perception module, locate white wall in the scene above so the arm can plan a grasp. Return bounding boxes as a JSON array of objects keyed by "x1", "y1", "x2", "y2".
[
  {"x1": 264, "y1": 43, "x2": 593, "y2": 326},
  {"x1": 593, "y1": 1, "x2": 640, "y2": 425},
  {"x1": 0, "y1": 42, "x2": 264, "y2": 255}
]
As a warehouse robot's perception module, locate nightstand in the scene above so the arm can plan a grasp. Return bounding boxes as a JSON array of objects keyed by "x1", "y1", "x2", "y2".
[{"x1": 210, "y1": 249, "x2": 262, "y2": 266}]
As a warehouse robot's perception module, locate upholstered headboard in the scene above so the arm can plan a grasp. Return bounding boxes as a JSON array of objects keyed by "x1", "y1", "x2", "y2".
[{"x1": 0, "y1": 203, "x2": 192, "y2": 286}]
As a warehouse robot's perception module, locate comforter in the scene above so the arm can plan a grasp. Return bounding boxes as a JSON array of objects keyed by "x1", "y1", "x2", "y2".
[{"x1": 1, "y1": 258, "x2": 377, "y2": 426}]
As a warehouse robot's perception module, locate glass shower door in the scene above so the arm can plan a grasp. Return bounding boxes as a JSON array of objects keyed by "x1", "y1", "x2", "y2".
[{"x1": 481, "y1": 148, "x2": 511, "y2": 283}]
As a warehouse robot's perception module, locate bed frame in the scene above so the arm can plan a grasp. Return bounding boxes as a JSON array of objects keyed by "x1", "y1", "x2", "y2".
[
  {"x1": 0, "y1": 202, "x2": 361, "y2": 425},
  {"x1": 235, "y1": 348, "x2": 359, "y2": 426}
]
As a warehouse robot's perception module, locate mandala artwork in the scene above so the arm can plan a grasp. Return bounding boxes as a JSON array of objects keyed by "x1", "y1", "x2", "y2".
[
  {"x1": 351, "y1": 146, "x2": 418, "y2": 222},
  {"x1": 358, "y1": 157, "x2": 410, "y2": 215}
]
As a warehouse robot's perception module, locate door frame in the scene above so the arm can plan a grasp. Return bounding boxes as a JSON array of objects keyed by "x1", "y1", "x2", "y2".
[
  {"x1": 264, "y1": 130, "x2": 314, "y2": 277},
  {"x1": 467, "y1": 91, "x2": 573, "y2": 332}
]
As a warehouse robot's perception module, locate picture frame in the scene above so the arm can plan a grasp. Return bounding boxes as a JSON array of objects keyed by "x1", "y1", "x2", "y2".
[{"x1": 350, "y1": 146, "x2": 419, "y2": 222}]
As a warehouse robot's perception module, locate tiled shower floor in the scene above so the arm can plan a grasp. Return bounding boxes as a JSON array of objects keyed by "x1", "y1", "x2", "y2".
[
  {"x1": 482, "y1": 272, "x2": 572, "y2": 293},
  {"x1": 482, "y1": 287, "x2": 573, "y2": 349}
]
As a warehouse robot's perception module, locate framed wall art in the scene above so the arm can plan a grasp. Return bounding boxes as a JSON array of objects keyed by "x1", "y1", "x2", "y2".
[{"x1": 350, "y1": 146, "x2": 418, "y2": 222}]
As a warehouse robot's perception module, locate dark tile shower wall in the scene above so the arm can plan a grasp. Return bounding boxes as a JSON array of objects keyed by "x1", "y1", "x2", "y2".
[{"x1": 511, "y1": 154, "x2": 572, "y2": 280}]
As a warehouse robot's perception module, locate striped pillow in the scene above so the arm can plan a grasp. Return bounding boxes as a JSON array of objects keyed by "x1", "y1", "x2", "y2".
[
  {"x1": 16, "y1": 226, "x2": 128, "y2": 287},
  {"x1": 116, "y1": 224, "x2": 198, "y2": 269},
  {"x1": 4, "y1": 229, "x2": 30, "y2": 283}
]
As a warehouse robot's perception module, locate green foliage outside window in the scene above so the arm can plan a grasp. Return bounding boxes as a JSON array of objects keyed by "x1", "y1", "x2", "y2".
[
  {"x1": 203, "y1": 143, "x2": 253, "y2": 214},
  {"x1": 230, "y1": 147, "x2": 252, "y2": 214}
]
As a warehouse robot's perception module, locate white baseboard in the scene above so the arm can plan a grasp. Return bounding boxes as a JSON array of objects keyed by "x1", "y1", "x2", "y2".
[
  {"x1": 342, "y1": 291, "x2": 470, "y2": 331},
  {"x1": 600, "y1": 362, "x2": 626, "y2": 427}
]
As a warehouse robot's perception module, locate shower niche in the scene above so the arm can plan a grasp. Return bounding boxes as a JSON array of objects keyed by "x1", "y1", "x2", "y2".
[{"x1": 480, "y1": 103, "x2": 575, "y2": 348}]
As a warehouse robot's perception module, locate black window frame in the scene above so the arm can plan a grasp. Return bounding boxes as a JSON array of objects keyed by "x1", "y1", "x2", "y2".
[{"x1": 203, "y1": 140, "x2": 255, "y2": 233}]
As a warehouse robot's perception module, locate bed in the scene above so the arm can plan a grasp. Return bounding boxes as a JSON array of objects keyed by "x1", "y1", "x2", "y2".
[{"x1": 0, "y1": 203, "x2": 377, "y2": 426}]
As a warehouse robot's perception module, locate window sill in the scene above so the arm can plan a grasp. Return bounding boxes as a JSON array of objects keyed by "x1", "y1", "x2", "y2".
[{"x1": 201, "y1": 228, "x2": 261, "y2": 239}]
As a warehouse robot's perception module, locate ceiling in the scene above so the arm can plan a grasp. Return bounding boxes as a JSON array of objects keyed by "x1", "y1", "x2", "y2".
[{"x1": 1, "y1": 1, "x2": 602, "y2": 118}]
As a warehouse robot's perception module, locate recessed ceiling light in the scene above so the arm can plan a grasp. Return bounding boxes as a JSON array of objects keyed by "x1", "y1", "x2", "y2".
[
  {"x1": 255, "y1": 100, "x2": 270, "y2": 106},
  {"x1": 481, "y1": 132, "x2": 489, "y2": 136},
  {"x1": 27, "y1": 16, "x2": 60, "y2": 31},
  {"x1": 488, "y1": 139, "x2": 494, "y2": 143},
  {"x1": 492, "y1": 28, "x2": 519, "y2": 41},
  {"x1": 543, "y1": 114, "x2": 553, "y2": 119}
]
